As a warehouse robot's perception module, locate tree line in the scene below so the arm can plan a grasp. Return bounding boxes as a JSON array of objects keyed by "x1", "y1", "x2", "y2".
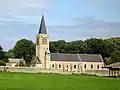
[
  {"x1": 49, "y1": 37, "x2": 120, "y2": 64},
  {"x1": 0, "y1": 37, "x2": 120, "y2": 66}
]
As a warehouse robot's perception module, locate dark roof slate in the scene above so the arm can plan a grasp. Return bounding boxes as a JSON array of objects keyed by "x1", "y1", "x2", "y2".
[
  {"x1": 50, "y1": 53, "x2": 103, "y2": 62},
  {"x1": 38, "y1": 15, "x2": 47, "y2": 34},
  {"x1": 79, "y1": 54, "x2": 102, "y2": 62},
  {"x1": 50, "y1": 53, "x2": 81, "y2": 62}
]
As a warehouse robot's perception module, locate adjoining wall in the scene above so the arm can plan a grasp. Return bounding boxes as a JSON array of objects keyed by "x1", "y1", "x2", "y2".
[{"x1": 0, "y1": 66, "x2": 109, "y2": 76}]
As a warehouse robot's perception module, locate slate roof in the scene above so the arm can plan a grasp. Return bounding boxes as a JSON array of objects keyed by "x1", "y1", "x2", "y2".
[
  {"x1": 79, "y1": 54, "x2": 103, "y2": 62},
  {"x1": 102, "y1": 62, "x2": 120, "y2": 68},
  {"x1": 50, "y1": 53, "x2": 103, "y2": 62},
  {"x1": 38, "y1": 15, "x2": 47, "y2": 34}
]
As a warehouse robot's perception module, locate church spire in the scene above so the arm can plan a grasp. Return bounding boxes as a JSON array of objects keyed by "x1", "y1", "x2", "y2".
[{"x1": 38, "y1": 15, "x2": 47, "y2": 34}]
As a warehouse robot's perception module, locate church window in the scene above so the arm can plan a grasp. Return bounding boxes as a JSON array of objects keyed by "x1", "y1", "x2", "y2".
[
  {"x1": 41, "y1": 37, "x2": 47, "y2": 45},
  {"x1": 36, "y1": 36, "x2": 39, "y2": 45},
  {"x1": 52, "y1": 64, "x2": 54, "y2": 68},
  {"x1": 97, "y1": 65, "x2": 99, "y2": 69},
  {"x1": 74, "y1": 65, "x2": 76, "y2": 69},
  {"x1": 84, "y1": 64, "x2": 86, "y2": 69},
  {"x1": 59, "y1": 64, "x2": 61, "y2": 68},
  {"x1": 66, "y1": 65, "x2": 68, "y2": 68},
  {"x1": 91, "y1": 65, "x2": 93, "y2": 69}
]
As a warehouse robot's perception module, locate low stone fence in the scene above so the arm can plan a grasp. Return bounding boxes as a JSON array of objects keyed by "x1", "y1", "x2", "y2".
[
  {"x1": 7, "y1": 67, "x2": 63, "y2": 73},
  {"x1": 0, "y1": 66, "x2": 109, "y2": 76},
  {"x1": 84, "y1": 70, "x2": 109, "y2": 76},
  {"x1": 0, "y1": 66, "x2": 5, "y2": 72},
  {"x1": 8, "y1": 67, "x2": 40, "y2": 73}
]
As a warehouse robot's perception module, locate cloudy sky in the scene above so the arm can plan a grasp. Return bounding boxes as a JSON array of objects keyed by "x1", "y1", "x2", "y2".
[{"x1": 0, "y1": 0, "x2": 120, "y2": 51}]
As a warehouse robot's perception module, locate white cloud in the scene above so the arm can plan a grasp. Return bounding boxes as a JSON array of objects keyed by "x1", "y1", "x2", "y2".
[
  {"x1": 0, "y1": 0, "x2": 51, "y2": 16},
  {"x1": 85, "y1": 29, "x2": 113, "y2": 33},
  {"x1": 0, "y1": 0, "x2": 51, "y2": 8},
  {"x1": 48, "y1": 17, "x2": 120, "y2": 40},
  {"x1": 27, "y1": 3, "x2": 39, "y2": 8}
]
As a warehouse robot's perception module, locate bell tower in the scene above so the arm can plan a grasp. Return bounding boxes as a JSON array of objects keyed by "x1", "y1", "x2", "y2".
[{"x1": 36, "y1": 15, "x2": 50, "y2": 68}]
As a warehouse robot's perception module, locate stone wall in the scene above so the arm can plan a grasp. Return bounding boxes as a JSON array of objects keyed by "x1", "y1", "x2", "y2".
[
  {"x1": 84, "y1": 70, "x2": 109, "y2": 76},
  {"x1": 0, "y1": 66, "x2": 109, "y2": 76},
  {"x1": 0, "y1": 66, "x2": 4, "y2": 72}
]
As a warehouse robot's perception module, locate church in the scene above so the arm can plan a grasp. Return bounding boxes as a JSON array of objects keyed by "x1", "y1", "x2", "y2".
[{"x1": 34, "y1": 15, "x2": 104, "y2": 72}]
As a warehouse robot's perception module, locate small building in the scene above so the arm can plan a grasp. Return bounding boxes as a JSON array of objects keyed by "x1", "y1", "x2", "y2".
[
  {"x1": 8, "y1": 58, "x2": 24, "y2": 67},
  {"x1": 102, "y1": 62, "x2": 120, "y2": 76}
]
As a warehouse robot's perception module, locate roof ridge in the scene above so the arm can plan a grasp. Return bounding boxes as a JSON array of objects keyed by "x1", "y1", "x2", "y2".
[
  {"x1": 99, "y1": 54, "x2": 105, "y2": 64},
  {"x1": 51, "y1": 53, "x2": 77, "y2": 55},
  {"x1": 77, "y1": 54, "x2": 82, "y2": 62},
  {"x1": 79, "y1": 54, "x2": 100, "y2": 56}
]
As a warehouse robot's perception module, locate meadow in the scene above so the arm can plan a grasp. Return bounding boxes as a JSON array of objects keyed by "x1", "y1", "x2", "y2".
[{"x1": 0, "y1": 72, "x2": 120, "y2": 90}]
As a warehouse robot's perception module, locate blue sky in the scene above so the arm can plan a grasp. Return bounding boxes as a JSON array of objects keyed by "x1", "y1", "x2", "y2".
[{"x1": 0, "y1": 0, "x2": 120, "y2": 51}]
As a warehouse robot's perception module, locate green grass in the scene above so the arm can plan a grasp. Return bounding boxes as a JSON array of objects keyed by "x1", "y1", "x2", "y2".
[{"x1": 0, "y1": 72, "x2": 120, "y2": 90}]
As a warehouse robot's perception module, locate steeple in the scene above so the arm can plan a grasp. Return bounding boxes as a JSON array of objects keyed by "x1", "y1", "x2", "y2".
[{"x1": 38, "y1": 15, "x2": 47, "y2": 34}]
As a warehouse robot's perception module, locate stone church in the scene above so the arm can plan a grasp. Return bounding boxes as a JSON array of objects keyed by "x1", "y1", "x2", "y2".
[{"x1": 34, "y1": 15, "x2": 104, "y2": 72}]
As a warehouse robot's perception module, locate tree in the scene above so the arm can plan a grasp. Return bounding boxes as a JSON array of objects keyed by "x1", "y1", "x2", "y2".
[
  {"x1": 0, "y1": 46, "x2": 4, "y2": 59},
  {"x1": 107, "y1": 37, "x2": 120, "y2": 50},
  {"x1": 49, "y1": 41, "x2": 58, "y2": 53},
  {"x1": 111, "y1": 50, "x2": 120, "y2": 63},
  {"x1": 50, "y1": 40, "x2": 67, "y2": 53},
  {"x1": 0, "y1": 46, "x2": 2, "y2": 51},
  {"x1": 55, "y1": 40, "x2": 67, "y2": 53},
  {"x1": 0, "y1": 46, "x2": 7, "y2": 62},
  {"x1": 105, "y1": 57, "x2": 112, "y2": 65},
  {"x1": 0, "y1": 60, "x2": 6, "y2": 66},
  {"x1": 13, "y1": 39, "x2": 35, "y2": 66},
  {"x1": 66, "y1": 40, "x2": 86, "y2": 54},
  {"x1": 5, "y1": 49, "x2": 15, "y2": 58},
  {"x1": 103, "y1": 39, "x2": 117, "y2": 58},
  {"x1": 85, "y1": 38, "x2": 104, "y2": 54},
  {"x1": 49, "y1": 40, "x2": 86, "y2": 54}
]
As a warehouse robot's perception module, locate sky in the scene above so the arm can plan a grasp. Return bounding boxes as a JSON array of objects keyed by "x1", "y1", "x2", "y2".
[{"x1": 0, "y1": 0, "x2": 120, "y2": 51}]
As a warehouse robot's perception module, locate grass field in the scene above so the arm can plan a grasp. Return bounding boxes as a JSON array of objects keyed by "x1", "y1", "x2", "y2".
[{"x1": 0, "y1": 72, "x2": 120, "y2": 90}]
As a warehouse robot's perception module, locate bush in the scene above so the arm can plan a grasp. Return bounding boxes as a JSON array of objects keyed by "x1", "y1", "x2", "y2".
[
  {"x1": 0, "y1": 60, "x2": 6, "y2": 66},
  {"x1": 19, "y1": 61, "x2": 25, "y2": 66},
  {"x1": 16, "y1": 61, "x2": 26, "y2": 67}
]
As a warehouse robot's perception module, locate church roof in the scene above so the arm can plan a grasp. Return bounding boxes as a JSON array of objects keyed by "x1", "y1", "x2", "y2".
[
  {"x1": 50, "y1": 53, "x2": 81, "y2": 62},
  {"x1": 79, "y1": 54, "x2": 103, "y2": 62},
  {"x1": 50, "y1": 53, "x2": 103, "y2": 62},
  {"x1": 38, "y1": 15, "x2": 47, "y2": 34}
]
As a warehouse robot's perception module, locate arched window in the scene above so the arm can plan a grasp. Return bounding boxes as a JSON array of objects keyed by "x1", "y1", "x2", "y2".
[
  {"x1": 74, "y1": 65, "x2": 76, "y2": 69},
  {"x1": 66, "y1": 65, "x2": 69, "y2": 68},
  {"x1": 97, "y1": 65, "x2": 99, "y2": 69},
  {"x1": 52, "y1": 64, "x2": 54, "y2": 68},
  {"x1": 91, "y1": 65, "x2": 93, "y2": 69},
  {"x1": 59, "y1": 64, "x2": 61, "y2": 68},
  {"x1": 84, "y1": 64, "x2": 86, "y2": 69}
]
